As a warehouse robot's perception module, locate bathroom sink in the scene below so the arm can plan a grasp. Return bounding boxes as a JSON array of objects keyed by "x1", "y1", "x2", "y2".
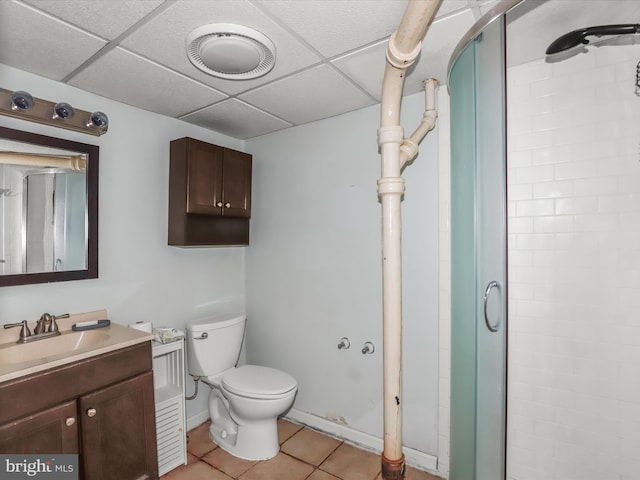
[
  {"x1": 0, "y1": 330, "x2": 110, "y2": 365},
  {"x1": 0, "y1": 316, "x2": 153, "y2": 384}
]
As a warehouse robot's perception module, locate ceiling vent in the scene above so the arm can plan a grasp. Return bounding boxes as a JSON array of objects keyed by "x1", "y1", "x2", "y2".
[{"x1": 186, "y1": 24, "x2": 276, "y2": 80}]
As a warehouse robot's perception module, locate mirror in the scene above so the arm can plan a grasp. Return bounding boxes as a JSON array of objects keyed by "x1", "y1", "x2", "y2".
[{"x1": 0, "y1": 126, "x2": 98, "y2": 286}]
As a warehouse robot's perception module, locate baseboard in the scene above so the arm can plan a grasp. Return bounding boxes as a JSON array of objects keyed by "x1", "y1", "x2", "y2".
[
  {"x1": 284, "y1": 408, "x2": 438, "y2": 474},
  {"x1": 186, "y1": 410, "x2": 210, "y2": 432}
]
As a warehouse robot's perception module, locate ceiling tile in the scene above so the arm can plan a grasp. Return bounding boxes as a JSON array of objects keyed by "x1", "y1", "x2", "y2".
[
  {"x1": 333, "y1": 42, "x2": 387, "y2": 101},
  {"x1": 255, "y1": 0, "x2": 409, "y2": 58},
  {"x1": 239, "y1": 64, "x2": 376, "y2": 125},
  {"x1": 120, "y1": 0, "x2": 322, "y2": 95},
  {"x1": 20, "y1": 0, "x2": 165, "y2": 40},
  {"x1": 181, "y1": 99, "x2": 293, "y2": 140},
  {"x1": 68, "y1": 47, "x2": 227, "y2": 118},
  {"x1": 0, "y1": 1, "x2": 106, "y2": 81}
]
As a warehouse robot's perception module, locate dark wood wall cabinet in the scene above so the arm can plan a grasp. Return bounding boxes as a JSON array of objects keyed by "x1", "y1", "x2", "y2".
[
  {"x1": 0, "y1": 342, "x2": 159, "y2": 480},
  {"x1": 169, "y1": 137, "x2": 252, "y2": 246}
]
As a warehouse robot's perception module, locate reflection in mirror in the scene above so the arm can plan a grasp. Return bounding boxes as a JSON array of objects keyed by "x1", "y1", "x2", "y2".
[{"x1": 0, "y1": 127, "x2": 98, "y2": 286}]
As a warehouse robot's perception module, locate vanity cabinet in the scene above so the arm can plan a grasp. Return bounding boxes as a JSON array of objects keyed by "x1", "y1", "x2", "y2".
[
  {"x1": 0, "y1": 342, "x2": 158, "y2": 480},
  {"x1": 169, "y1": 137, "x2": 252, "y2": 246}
]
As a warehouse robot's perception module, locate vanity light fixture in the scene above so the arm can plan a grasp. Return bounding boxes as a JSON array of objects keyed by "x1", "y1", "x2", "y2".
[
  {"x1": 86, "y1": 111, "x2": 109, "y2": 133},
  {"x1": 53, "y1": 102, "x2": 75, "y2": 120},
  {"x1": 0, "y1": 88, "x2": 109, "y2": 136},
  {"x1": 10, "y1": 91, "x2": 34, "y2": 111}
]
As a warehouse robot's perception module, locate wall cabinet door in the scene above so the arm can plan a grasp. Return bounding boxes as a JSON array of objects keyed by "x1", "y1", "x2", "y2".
[
  {"x1": 0, "y1": 400, "x2": 78, "y2": 454},
  {"x1": 185, "y1": 139, "x2": 224, "y2": 215},
  {"x1": 177, "y1": 137, "x2": 252, "y2": 218},
  {"x1": 80, "y1": 372, "x2": 158, "y2": 480},
  {"x1": 221, "y1": 148, "x2": 252, "y2": 218}
]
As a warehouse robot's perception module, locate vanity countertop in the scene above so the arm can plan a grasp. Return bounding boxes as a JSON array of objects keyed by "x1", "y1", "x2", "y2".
[{"x1": 0, "y1": 311, "x2": 153, "y2": 384}]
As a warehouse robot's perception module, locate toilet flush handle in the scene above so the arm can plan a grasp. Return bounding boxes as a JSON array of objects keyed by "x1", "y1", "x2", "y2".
[{"x1": 194, "y1": 332, "x2": 208, "y2": 340}]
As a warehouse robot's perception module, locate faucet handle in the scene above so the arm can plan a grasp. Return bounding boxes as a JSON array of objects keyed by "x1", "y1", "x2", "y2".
[
  {"x1": 49, "y1": 313, "x2": 69, "y2": 333},
  {"x1": 4, "y1": 320, "x2": 32, "y2": 340}
]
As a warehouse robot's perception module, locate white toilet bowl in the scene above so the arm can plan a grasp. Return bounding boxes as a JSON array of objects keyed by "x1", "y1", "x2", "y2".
[
  {"x1": 204, "y1": 365, "x2": 297, "y2": 460},
  {"x1": 186, "y1": 314, "x2": 297, "y2": 461}
]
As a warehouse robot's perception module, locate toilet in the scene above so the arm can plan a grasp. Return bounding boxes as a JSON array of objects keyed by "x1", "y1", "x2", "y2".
[{"x1": 186, "y1": 314, "x2": 297, "y2": 460}]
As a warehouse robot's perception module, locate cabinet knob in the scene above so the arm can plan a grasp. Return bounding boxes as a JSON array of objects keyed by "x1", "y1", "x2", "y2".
[
  {"x1": 86, "y1": 408, "x2": 97, "y2": 418},
  {"x1": 224, "y1": 202, "x2": 231, "y2": 208},
  {"x1": 65, "y1": 417, "x2": 75, "y2": 427},
  {"x1": 216, "y1": 202, "x2": 223, "y2": 207}
]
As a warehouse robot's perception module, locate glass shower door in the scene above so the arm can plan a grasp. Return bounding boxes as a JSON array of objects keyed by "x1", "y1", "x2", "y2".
[{"x1": 449, "y1": 16, "x2": 507, "y2": 480}]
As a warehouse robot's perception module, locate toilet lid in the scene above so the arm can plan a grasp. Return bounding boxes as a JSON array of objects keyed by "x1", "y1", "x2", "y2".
[{"x1": 222, "y1": 365, "x2": 297, "y2": 398}]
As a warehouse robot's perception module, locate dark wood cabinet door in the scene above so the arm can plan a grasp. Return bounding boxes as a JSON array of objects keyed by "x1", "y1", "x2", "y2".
[
  {"x1": 222, "y1": 149, "x2": 252, "y2": 218},
  {"x1": 80, "y1": 372, "x2": 158, "y2": 480},
  {"x1": 0, "y1": 400, "x2": 79, "y2": 454},
  {"x1": 185, "y1": 139, "x2": 224, "y2": 215}
]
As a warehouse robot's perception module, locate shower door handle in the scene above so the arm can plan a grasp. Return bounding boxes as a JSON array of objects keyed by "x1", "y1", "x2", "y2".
[{"x1": 483, "y1": 280, "x2": 501, "y2": 332}]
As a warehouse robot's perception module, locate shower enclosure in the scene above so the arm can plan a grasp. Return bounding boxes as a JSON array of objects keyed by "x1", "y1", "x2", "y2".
[
  {"x1": 449, "y1": 12, "x2": 508, "y2": 480},
  {"x1": 449, "y1": 1, "x2": 640, "y2": 479}
]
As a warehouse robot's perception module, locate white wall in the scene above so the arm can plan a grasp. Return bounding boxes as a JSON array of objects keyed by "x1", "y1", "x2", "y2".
[
  {"x1": 0, "y1": 64, "x2": 246, "y2": 420},
  {"x1": 245, "y1": 90, "x2": 440, "y2": 468},
  {"x1": 506, "y1": 45, "x2": 640, "y2": 479}
]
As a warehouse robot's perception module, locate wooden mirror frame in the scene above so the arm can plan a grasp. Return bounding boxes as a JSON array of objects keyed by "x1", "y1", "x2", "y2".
[{"x1": 0, "y1": 126, "x2": 98, "y2": 287}]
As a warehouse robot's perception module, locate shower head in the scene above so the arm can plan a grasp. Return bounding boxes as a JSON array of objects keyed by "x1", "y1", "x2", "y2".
[{"x1": 546, "y1": 24, "x2": 640, "y2": 55}]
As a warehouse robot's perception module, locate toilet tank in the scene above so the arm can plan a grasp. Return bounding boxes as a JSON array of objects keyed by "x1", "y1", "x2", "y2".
[{"x1": 186, "y1": 314, "x2": 246, "y2": 377}]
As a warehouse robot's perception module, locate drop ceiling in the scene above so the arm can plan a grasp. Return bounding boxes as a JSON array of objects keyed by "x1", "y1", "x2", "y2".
[{"x1": 0, "y1": 0, "x2": 638, "y2": 140}]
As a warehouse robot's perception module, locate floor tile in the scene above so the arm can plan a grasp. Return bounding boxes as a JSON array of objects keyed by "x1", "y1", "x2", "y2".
[
  {"x1": 186, "y1": 421, "x2": 217, "y2": 457},
  {"x1": 239, "y1": 452, "x2": 315, "y2": 480},
  {"x1": 307, "y1": 470, "x2": 342, "y2": 480},
  {"x1": 278, "y1": 417, "x2": 303, "y2": 444},
  {"x1": 282, "y1": 427, "x2": 342, "y2": 466},
  {"x1": 202, "y1": 447, "x2": 257, "y2": 477},
  {"x1": 163, "y1": 420, "x2": 445, "y2": 480},
  {"x1": 320, "y1": 443, "x2": 381, "y2": 480},
  {"x1": 405, "y1": 465, "x2": 443, "y2": 480},
  {"x1": 161, "y1": 460, "x2": 232, "y2": 479}
]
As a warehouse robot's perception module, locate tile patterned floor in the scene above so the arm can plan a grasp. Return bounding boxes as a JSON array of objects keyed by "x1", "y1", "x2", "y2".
[{"x1": 161, "y1": 419, "x2": 443, "y2": 480}]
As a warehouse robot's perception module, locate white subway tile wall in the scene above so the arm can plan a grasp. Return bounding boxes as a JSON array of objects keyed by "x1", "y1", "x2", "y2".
[{"x1": 507, "y1": 43, "x2": 640, "y2": 480}]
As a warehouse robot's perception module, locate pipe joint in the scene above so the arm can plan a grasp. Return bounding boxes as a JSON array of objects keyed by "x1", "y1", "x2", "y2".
[
  {"x1": 381, "y1": 454, "x2": 406, "y2": 480},
  {"x1": 399, "y1": 139, "x2": 419, "y2": 166},
  {"x1": 378, "y1": 125, "x2": 404, "y2": 147},
  {"x1": 386, "y1": 32, "x2": 422, "y2": 70},
  {"x1": 377, "y1": 177, "x2": 405, "y2": 196}
]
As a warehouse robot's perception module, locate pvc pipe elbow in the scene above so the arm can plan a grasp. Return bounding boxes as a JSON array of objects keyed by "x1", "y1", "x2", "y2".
[
  {"x1": 386, "y1": 31, "x2": 422, "y2": 69},
  {"x1": 399, "y1": 139, "x2": 419, "y2": 168}
]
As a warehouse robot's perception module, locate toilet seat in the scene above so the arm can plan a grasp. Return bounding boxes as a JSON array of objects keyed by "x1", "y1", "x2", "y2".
[{"x1": 222, "y1": 365, "x2": 297, "y2": 400}]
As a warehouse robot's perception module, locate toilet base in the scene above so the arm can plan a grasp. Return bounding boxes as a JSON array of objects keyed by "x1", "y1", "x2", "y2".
[
  {"x1": 208, "y1": 389, "x2": 280, "y2": 461},
  {"x1": 210, "y1": 417, "x2": 280, "y2": 461}
]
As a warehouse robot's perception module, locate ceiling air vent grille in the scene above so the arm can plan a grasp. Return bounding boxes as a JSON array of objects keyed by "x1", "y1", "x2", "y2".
[{"x1": 186, "y1": 24, "x2": 276, "y2": 80}]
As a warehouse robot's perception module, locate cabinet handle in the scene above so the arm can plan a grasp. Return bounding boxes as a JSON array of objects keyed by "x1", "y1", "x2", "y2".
[
  {"x1": 216, "y1": 202, "x2": 223, "y2": 207},
  {"x1": 86, "y1": 408, "x2": 97, "y2": 418},
  {"x1": 224, "y1": 202, "x2": 231, "y2": 208},
  {"x1": 65, "y1": 417, "x2": 75, "y2": 427}
]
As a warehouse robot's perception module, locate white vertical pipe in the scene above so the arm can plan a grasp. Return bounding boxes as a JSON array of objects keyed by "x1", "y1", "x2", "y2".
[{"x1": 377, "y1": 1, "x2": 442, "y2": 478}]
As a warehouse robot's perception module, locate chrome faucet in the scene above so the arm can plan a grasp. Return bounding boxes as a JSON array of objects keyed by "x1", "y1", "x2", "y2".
[
  {"x1": 35, "y1": 312, "x2": 54, "y2": 334},
  {"x1": 4, "y1": 313, "x2": 68, "y2": 344}
]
